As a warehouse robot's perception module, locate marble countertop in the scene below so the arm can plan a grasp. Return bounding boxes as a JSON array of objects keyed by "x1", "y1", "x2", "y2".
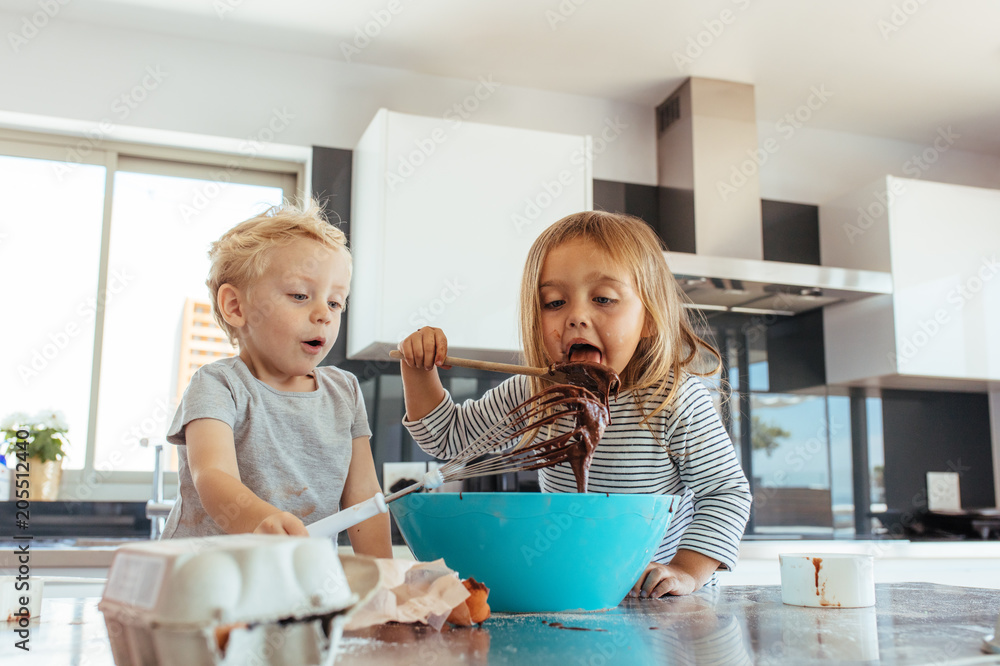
[
  {"x1": 2, "y1": 583, "x2": 998, "y2": 665},
  {"x1": 6, "y1": 538, "x2": 1000, "y2": 571}
]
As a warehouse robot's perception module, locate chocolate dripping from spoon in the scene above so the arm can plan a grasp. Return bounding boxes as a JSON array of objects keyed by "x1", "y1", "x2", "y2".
[{"x1": 505, "y1": 362, "x2": 621, "y2": 493}]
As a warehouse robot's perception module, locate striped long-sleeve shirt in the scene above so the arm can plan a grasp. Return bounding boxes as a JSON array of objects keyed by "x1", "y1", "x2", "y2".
[{"x1": 403, "y1": 372, "x2": 752, "y2": 573}]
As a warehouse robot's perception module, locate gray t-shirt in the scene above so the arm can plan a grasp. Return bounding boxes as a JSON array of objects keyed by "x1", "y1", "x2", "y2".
[{"x1": 161, "y1": 356, "x2": 372, "y2": 539}]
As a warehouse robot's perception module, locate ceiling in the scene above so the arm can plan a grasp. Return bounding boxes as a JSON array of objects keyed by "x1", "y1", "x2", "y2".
[{"x1": 5, "y1": 0, "x2": 1000, "y2": 155}]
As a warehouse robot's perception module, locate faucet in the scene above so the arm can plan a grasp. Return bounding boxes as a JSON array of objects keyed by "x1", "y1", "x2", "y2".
[{"x1": 143, "y1": 438, "x2": 175, "y2": 539}]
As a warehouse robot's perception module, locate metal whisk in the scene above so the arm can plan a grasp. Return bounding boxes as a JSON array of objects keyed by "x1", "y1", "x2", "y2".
[{"x1": 307, "y1": 384, "x2": 607, "y2": 538}]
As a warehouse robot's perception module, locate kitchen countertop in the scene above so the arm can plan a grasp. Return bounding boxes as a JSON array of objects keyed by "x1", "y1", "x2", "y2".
[
  {"x1": 7, "y1": 538, "x2": 1000, "y2": 570},
  {"x1": 2, "y1": 583, "x2": 998, "y2": 665}
]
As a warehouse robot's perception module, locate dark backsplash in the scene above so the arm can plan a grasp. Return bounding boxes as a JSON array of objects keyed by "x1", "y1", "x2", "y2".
[
  {"x1": 0, "y1": 501, "x2": 151, "y2": 539},
  {"x1": 882, "y1": 390, "x2": 995, "y2": 512},
  {"x1": 593, "y1": 178, "x2": 821, "y2": 265}
]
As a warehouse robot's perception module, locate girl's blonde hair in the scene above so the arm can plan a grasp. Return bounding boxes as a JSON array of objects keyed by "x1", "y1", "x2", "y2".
[
  {"x1": 518, "y1": 211, "x2": 721, "y2": 421},
  {"x1": 207, "y1": 199, "x2": 349, "y2": 344}
]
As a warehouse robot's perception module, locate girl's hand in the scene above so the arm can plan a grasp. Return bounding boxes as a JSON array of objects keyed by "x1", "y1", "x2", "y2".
[
  {"x1": 398, "y1": 327, "x2": 452, "y2": 371},
  {"x1": 629, "y1": 562, "x2": 698, "y2": 598},
  {"x1": 253, "y1": 511, "x2": 308, "y2": 536}
]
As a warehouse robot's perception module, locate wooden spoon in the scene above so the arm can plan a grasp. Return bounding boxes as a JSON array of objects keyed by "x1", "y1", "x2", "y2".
[{"x1": 388, "y1": 349, "x2": 573, "y2": 383}]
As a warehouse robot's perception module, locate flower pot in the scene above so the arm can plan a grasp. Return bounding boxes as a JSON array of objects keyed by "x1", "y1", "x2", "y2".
[{"x1": 27, "y1": 457, "x2": 62, "y2": 501}]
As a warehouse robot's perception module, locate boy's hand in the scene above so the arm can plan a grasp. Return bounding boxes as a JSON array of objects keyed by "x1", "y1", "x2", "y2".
[
  {"x1": 398, "y1": 327, "x2": 451, "y2": 371},
  {"x1": 628, "y1": 562, "x2": 697, "y2": 598},
  {"x1": 253, "y1": 511, "x2": 308, "y2": 536}
]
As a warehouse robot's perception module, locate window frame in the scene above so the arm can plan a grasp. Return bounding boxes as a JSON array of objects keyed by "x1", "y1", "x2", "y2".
[{"x1": 1, "y1": 127, "x2": 309, "y2": 500}]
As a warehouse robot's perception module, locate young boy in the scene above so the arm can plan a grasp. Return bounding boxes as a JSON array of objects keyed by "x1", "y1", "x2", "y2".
[{"x1": 161, "y1": 201, "x2": 391, "y2": 557}]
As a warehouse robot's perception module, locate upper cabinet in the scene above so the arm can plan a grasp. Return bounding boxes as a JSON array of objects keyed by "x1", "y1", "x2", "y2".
[
  {"x1": 348, "y1": 109, "x2": 592, "y2": 362},
  {"x1": 820, "y1": 176, "x2": 1000, "y2": 386}
]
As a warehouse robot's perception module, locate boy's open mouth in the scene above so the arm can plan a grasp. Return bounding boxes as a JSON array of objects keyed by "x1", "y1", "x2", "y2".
[
  {"x1": 568, "y1": 343, "x2": 603, "y2": 364},
  {"x1": 303, "y1": 338, "x2": 325, "y2": 349}
]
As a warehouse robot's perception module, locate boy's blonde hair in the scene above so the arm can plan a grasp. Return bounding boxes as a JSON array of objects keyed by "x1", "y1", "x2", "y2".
[
  {"x1": 518, "y1": 211, "x2": 721, "y2": 421},
  {"x1": 207, "y1": 200, "x2": 349, "y2": 345}
]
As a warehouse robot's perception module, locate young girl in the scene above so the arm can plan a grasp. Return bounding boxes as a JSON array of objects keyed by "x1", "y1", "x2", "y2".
[
  {"x1": 397, "y1": 211, "x2": 751, "y2": 597},
  {"x1": 162, "y1": 201, "x2": 391, "y2": 558}
]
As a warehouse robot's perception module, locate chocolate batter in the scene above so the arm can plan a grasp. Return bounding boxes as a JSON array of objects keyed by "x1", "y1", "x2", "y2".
[
  {"x1": 548, "y1": 361, "x2": 621, "y2": 410},
  {"x1": 501, "y1": 363, "x2": 621, "y2": 493}
]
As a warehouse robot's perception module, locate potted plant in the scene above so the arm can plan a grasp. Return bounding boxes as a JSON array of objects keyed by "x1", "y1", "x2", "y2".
[{"x1": 2, "y1": 410, "x2": 70, "y2": 501}]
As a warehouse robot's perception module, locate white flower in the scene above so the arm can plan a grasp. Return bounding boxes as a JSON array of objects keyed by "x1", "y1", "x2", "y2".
[
  {"x1": 33, "y1": 410, "x2": 69, "y2": 432},
  {"x1": 1, "y1": 411, "x2": 31, "y2": 430}
]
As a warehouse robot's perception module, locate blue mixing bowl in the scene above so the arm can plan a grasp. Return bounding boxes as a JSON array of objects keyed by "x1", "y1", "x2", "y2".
[{"x1": 389, "y1": 492, "x2": 679, "y2": 612}]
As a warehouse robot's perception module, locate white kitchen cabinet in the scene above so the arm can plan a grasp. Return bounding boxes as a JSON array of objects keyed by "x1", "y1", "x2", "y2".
[
  {"x1": 348, "y1": 109, "x2": 592, "y2": 361},
  {"x1": 820, "y1": 176, "x2": 1000, "y2": 386}
]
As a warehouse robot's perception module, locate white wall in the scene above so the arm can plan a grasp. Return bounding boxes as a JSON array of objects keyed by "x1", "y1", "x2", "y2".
[
  {"x1": 758, "y1": 123, "x2": 1000, "y2": 205},
  {"x1": 1, "y1": 15, "x2": 999, "y2": 204},
  {"x1": 0, "y1": 14, "x2": 654, "y2": 185}
]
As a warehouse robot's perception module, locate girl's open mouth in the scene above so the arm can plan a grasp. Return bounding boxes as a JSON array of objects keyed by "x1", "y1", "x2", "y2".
[{"x1": 568, "y1": 343, "x2": 602, "y2": 364}]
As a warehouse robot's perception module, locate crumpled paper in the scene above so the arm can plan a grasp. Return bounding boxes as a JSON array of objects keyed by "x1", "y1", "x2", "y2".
[{"x1": 345, "y1": 558, "x2": 471, "y2": 631}]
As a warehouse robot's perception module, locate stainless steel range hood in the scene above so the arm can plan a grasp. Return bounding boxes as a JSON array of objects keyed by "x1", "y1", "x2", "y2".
[
  {"x1": 667, "y1": 251, "x2": 892, "y2": 316},
  {"x1": 656, "y1": 78, "x2": 891, "y2": 316}
]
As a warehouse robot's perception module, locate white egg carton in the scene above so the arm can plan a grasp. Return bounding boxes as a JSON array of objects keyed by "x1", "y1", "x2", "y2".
[{"x1": 98, "y1": 534, "x2": 373, "y2": 666}]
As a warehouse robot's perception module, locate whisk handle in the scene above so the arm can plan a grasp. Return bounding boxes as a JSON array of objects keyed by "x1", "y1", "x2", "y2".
[
  {"x1": 388, "y1": 349, "x2": 548, "y2": 377},
  {"x1": 383, "y1": 481, "x2": 426, "y2": 503},
  {"x1": 307, "y1": 493, "x2": 387, "y2": 538},
  {"x1": 383, "y1": 469, "x2": 446, "y2": 503}
]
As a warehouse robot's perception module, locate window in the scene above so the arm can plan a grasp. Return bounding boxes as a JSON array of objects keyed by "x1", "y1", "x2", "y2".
[
  {"x1": 707, "y1": 312, "x2": 851, "y2": 538},
  {"x1": 0, "y1": 130, "x2": 304, "y2": 498},
  {"x1": 1, "y1": 150, "x2": 106, "y2": 472},
  {"x1": 867, "y1": 397, "x2": 886, "y2": 512},
  {"x1": 94, "y1": 166, "x2": 285, "y2": 472},
  {"x1": 750, "y1": 393, "x2": 834, "y2": 536}
]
